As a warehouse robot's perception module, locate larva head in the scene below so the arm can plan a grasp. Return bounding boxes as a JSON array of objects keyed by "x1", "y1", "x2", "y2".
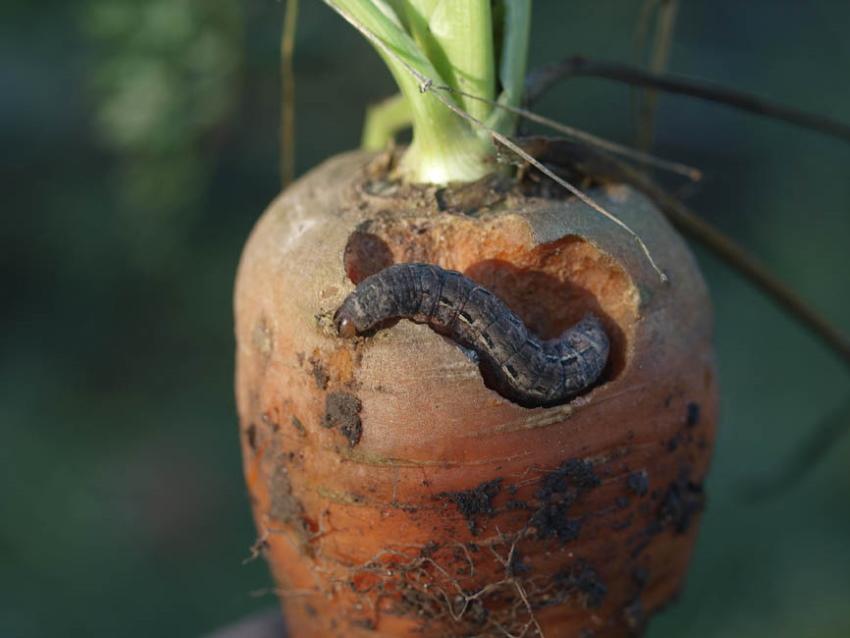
[
  {"x1": 333, "y1": 294, "x2": 367, "y2": 338},
  {"x1": 336, "y1": 316, "x2": 357, "y2": 339},
  {"x1": 335, "y1": 267, "x2": 409, "y2": 338}
]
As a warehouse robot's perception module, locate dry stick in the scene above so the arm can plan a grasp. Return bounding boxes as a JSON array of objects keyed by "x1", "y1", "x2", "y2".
[
  {"x1": 630, "y1": 0, "x2": 658, "y2": 141},
  {"x1": 633, "y1": 0, "x2": 662, "y2": 53},
  {"x1": 242, "y1": 528, "x2": 270, "y2": 564},
  {"x1": 637, "y1": 0, "x2": 678, "y2": 151},
  {"x1": 495, "y1": 534, "x2": 545, "y2": 638},
  {"x1": 441, "y1": 85, "x2": 701, "y2": 180},
  {"x1": 323, "y1": 0, "x2": 668, "y2": 284},
  {"x1": 525, "y1": 56, "x2": 850, "y2": 143},
  {"x1": 280, "y1": 0, "x2": 299, "y2": 187}
]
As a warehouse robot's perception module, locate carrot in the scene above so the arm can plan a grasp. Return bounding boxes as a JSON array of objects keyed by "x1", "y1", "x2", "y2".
[{"x1": 234, "y1": 4, "x2": 715, "y2": 637}]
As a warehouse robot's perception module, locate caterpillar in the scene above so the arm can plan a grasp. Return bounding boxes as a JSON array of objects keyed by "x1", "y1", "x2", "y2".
[{"x1": 334, "y1": 263, "x2": 610, "y2": 408}]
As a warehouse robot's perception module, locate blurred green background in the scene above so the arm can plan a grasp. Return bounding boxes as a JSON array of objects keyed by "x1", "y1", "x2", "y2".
[{"x1": 2, "y1": 1, "x2": 849, "y2": 636}]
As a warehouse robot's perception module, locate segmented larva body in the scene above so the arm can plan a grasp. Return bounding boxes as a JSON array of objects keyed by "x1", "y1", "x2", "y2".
[{"x1": 334, "y1": 263, "x2": 610, "y2": 408}]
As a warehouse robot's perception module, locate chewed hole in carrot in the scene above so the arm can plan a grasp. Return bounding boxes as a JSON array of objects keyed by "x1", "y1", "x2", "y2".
[{"x1": 334, "y1": 263, "x2": 610, "y2": 408}]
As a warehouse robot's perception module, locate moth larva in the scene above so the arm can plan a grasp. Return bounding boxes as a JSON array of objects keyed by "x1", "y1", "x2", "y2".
[{"x1": 334, "y1": 263, "x2": 610, "y2": 408}]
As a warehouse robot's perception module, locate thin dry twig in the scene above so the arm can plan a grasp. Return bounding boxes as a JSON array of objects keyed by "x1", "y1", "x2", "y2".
[
  {"x1": 440, "y1": 85, "x2": 701, "y2": 180},
  {"x1": 488, "y1": 531, "x2": 545, "y2": 638},
  {"x1": 281, "y1": 0, "x2": 299, "y2": 187},
  {"x1": 525, "y1": 56, "x2": 850, "y2": 144},
  {"x1": 636, "y1": 0, "x2": 678, "y2": 150},
  {"x1": 242, "y1": 527, "x2": 270, "y2": 564}
]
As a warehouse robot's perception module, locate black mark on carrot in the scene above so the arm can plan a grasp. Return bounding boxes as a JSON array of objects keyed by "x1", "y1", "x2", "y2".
[
  {"x1": 627, "y1": 470, "x2": 649, "y2": 497},
  {"x1": 685, "y1": 401, "x2": 701, "y2": 427},
  {"x1": 245, "y1": 423, "x2": 258, "y2": 451}
]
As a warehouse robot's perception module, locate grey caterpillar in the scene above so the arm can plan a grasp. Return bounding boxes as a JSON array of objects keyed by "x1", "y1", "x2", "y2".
[{"x1": 334, "y1": 263, "x2": 610, "y2": 408}]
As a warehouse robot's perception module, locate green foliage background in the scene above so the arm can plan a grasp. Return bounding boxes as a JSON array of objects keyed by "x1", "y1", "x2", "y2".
[{"x1": 2, "y1": 1, "x2": 849, "y2": 636}]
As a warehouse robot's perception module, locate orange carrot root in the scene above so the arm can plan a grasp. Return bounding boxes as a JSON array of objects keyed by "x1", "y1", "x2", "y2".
[{"x1": 235, "y1": 149, "x2": 716, "y2": 637}]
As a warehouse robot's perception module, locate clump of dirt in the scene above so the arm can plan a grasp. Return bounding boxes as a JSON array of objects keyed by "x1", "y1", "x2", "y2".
[
  {"x1": 622, "y1": 596, "x2": 646, "y2": 633},
  {"x1": 440, "y1": 479, "x2": 503, "y2": 534},
  {"x1": 251, "y1": 417, "x2": 306, "y2": 532},
  {"x1": 627, "y1": 470, "x2": 649, "y2": 496},
  {"x1": 658, "y1": 470, "x2": 705, "y2": 533},
  {"x1": 291, "y1": 415, "x2": 306, "y2": 435},
  {"x1": 554, "y1": 562, "x2": 608, "y2": 609},
  {"x1": 264, "y1": 445, "x2": 308, "y2": 545},
  {"x1": 322, "y1": 391, "x2": 363, "y2": 447},
  {"x1": 531, "y1": 500, "x2": 582, "y2": 542},
  {"x1": 434, "y1": 174, "x2": 511, "y2": 214},
  {"x1": 531, "y1": 459, "x2": 600, "y2": 543},
  {"x1": 309, "y1": 355, "x2": 330, "y2": 390},
  {"x1": 539, "y1": 459, "x2": 601, "y2": 496}
]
